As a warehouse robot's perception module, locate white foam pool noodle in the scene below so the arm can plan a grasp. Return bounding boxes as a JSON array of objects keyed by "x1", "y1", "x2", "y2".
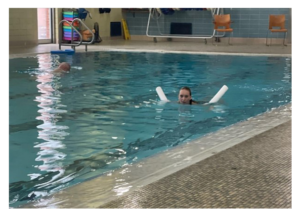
[
  {"x1": 208, "y1": 85, "x2": 228, "y2": 104},
  {"x1": 156, "y1": 86, "x2": 169, "y2": 101}
]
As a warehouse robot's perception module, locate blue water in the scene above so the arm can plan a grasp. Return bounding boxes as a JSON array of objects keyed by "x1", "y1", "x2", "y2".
[{"x1": 9, "y1": 52, "x2": 291, "y2": 207}]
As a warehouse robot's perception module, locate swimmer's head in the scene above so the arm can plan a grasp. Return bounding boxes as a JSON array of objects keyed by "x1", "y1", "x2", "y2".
[
  {"x1": 58, "y1": 62, "x2": 71, "y2": 71},
  {"x1": 178, "y1": 87, "x2": 192, "y2": 104}
]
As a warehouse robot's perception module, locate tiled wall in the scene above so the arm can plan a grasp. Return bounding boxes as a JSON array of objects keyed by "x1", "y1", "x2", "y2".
[
  {"x1": 9, "y1": 8, "x2": 38, "y2": 46},
  {"x1": 125, "y1": 8, "x2": 291, "y2": 40},
  {"x1": 82, "y1": 8, "x2": 123, "y2": 38},
  {"x1": 8, "y1": 8, "x2": 292, "y2": 46}
]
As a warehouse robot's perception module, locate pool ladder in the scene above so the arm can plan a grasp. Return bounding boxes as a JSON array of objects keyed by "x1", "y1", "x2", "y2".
[{"x1": 58, "y1": 18, "x2": 95, "y2": 52}]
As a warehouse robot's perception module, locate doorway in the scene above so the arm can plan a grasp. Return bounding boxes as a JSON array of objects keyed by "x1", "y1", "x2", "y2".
[{"x1": 37, "y1": 8, "x2": 53, "y2": 44}]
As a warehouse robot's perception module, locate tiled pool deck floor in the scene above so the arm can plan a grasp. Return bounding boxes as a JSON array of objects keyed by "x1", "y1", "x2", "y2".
[
  {"x1": 9, "y1": 40, "x2": 292, "y2": 208},
  {"x1": 101, "y1": 119, "x2": 291, "y2": 208},
  {"x1": 9, "y1": 39, "x2": 291, "y2": 58}
]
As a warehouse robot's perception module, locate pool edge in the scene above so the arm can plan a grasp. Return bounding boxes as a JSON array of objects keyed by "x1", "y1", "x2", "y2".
[{"x1": 20, "y1": 103, "x2": 292, "y2": 208}]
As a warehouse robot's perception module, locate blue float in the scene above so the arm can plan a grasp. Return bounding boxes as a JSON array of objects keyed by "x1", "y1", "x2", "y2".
[{"x1": 50, "y1": 49, "x2": 75, "y2": 55}]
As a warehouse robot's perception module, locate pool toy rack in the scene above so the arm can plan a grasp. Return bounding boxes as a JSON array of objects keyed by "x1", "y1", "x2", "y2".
[
  {"x1": 62, "y1": 10, "x2": 80, "y2": 42},
  {"x1": 58, "y1": 8, "x2": 95, "y2": 52}
]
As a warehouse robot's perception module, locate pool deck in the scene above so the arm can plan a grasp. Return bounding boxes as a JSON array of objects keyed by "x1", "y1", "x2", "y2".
[
  {"x1": 101, "y1": 120, "x2": 291, "y2": 208},
  {"x1": 9, "y1": 40, "x2": 292, "y2": 209},
  {"x1": 9, "y1": 39, "x2": 291, "y2": 58}
]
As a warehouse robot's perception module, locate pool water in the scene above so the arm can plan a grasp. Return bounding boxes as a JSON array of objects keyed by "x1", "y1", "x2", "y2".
[{"x1": 9, "y1": 52, "x2": 291, "y2": 207}]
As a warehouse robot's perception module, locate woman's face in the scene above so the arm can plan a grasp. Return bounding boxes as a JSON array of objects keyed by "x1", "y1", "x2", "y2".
[{"x1": 178, "y1": 89, "x2": 191, "y2": 104}]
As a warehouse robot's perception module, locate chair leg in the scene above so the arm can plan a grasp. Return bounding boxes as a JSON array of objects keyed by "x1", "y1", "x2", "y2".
[
  {"x1": 228, "y1": 31, "x2": 233, "y2": 45},
  {"x1": 266, "y1": 31, "x2": 273, "y2": 46},
  {"x1": 212, "y1": 31, "x2": 217, "y2": 45},
  {"x1": 283, "y1": 31, "x2": 287, "y2": 46}
]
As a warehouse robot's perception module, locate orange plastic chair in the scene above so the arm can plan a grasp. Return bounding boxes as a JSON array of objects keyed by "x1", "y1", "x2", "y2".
[
  {"x1": 266, "y1": 15, "x2": 288, "y2": 46},
  {"x1": 213, "y1": 14, "x2": 233, "y2": 45}
]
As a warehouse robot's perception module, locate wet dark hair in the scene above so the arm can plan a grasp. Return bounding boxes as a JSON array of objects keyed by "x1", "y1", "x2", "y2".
[{"x1": 180, "y1": 87, "x2": 192, "y2": 96}]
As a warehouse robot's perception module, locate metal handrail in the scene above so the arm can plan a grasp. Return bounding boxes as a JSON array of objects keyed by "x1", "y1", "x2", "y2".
[
  {"x1": 58, "y1": 20, "x2": 82, "y2": 50},
  {"x1": 72, "y1": 18, "x2": 95, "y2": 45},
  {"x1": 58, "y1": 18, "x2": 95, "y2": 51}
]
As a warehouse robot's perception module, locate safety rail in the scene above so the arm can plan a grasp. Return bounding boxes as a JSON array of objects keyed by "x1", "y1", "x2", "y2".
[
  {"x1": 59, "y1": 18, "x2": 95, "y2": 51},
  {"x1": 146, "y1": 8, "x2": 225, "y2": 43}
]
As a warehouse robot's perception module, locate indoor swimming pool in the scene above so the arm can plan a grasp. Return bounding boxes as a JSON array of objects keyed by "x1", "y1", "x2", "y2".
[{"x1": 9, "y1": 51, "x2": 291, "y2": 207}]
